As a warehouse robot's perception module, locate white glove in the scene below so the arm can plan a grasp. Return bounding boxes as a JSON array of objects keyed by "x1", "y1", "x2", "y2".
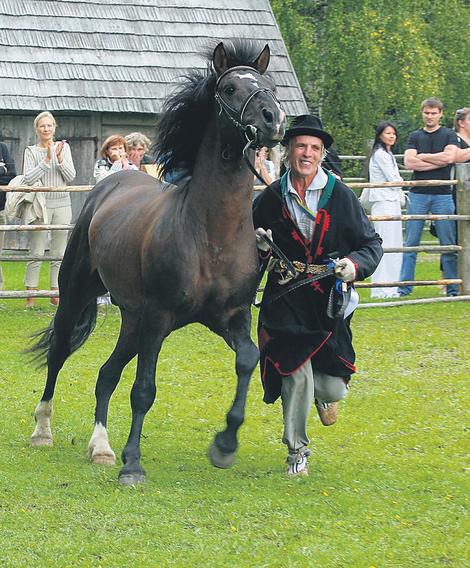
[
  {"x1": 334, "y1": 257, "x2": 356, "y2": 282},
  {"x1": 255, "y1": 228, "x2": 272, "y2": 252}
]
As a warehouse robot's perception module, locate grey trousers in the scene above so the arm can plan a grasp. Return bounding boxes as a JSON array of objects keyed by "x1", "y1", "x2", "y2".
[
  {"x1": 281, "y1": 359, "x2": 349, "y2": 457},
  {"x1": 0, "y1": 210, "x2": 5, "y2": 290},
  {"x1": 24, "y1": 205, "x2": 71, "y2": 288}
]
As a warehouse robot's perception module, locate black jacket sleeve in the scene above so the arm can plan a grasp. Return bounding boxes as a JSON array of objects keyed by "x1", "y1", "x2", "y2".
[{"x1": 0, "y1": 142, "x2": 17, "y2": 210}]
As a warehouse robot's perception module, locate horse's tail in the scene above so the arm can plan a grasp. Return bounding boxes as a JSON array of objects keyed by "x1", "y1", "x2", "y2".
[{"x1": 29, "y1": 300, "x2": 98, "y2": 367}]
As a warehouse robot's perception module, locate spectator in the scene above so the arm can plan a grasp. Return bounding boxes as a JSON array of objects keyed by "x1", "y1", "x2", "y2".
[
  {"x1": 367, "y1": 121, "x2": 404, "y2": 298},
  {"x1": 125, "y1": 132, "x2": 154, "y2": 170},
  {"x1": 23, "y1": 111, "x2": 75, "y2": 308},
  {"x1": 254, "y1": 146, "x2": 275, "y2": 185},
  {"x1": 454, "y1": 107, "x2": 470, "y2": 163},
  {"x1": 93, "y1": 135, "x2": 138, "y2": 184},
  {"x1": 399, "y1": 97, "x2": 459, "y2": 297},
  {"x1": 253, "y1": 114, "x2": 382, "y2": 476},
  {"x1": 0, "y1": 140, "x2": 17, "y2": 291}
]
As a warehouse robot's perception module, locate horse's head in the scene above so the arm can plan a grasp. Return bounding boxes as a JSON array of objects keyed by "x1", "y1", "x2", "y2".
[{"x1": 213, "y1": 43, "x2": 286, "y2": 149}]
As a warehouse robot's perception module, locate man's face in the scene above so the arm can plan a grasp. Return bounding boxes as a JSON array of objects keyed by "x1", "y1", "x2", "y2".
[
  {"x1": 289, "y1": 135, "x2": 324, "y2": 179},
  {"x1": 422, "y1": 106, "x2": 443, "y2": 129}
]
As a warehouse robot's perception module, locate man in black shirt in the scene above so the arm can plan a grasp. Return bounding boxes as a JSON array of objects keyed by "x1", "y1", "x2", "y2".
[{"x1": 399, "y1": 97, "x2": 459, "y2": 297}]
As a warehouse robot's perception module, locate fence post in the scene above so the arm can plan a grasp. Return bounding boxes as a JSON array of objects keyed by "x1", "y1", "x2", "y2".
[{"x1": 456, "y1": 163, "x2": 470, "y2": 294}]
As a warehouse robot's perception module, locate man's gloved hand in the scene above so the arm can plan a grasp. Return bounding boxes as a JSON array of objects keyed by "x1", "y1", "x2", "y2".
[
  {"x1": 0, "y1": 162, "x2": 7, "y2": 177},
  {"x1": 255, "y1": 228, "x2": 272, "y2": 252},
  {"x1": 334, "y1": 257, "x2": 356, "y2": 282}
]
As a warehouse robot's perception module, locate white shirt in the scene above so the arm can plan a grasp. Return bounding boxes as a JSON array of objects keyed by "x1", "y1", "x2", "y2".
[
  {"x1": 368, "y1": 147, "x2": 403, "y2": 202},
  {"x1": 286, "y1": 166, "x2": 328, "y2": 238}
]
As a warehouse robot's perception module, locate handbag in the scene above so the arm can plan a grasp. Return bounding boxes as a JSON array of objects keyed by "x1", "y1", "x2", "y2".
[
  {"x1": 359, "y1": 187, "x2": 372, "y2": 211},
  {"x1": 5, "y1": 174, "x2": 44, "y2": 222},
  {"x1": 399, "y1": 189, "x2": 407, "y2": 208}
]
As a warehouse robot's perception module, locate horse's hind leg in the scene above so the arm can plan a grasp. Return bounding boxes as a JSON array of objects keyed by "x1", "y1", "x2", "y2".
[
  {"x1": 31, "y1": 273, "x2": 105, "y2": 447},
  {"x1": 209, "y1": 308, "x2": 259, "y2": 469},
  {"x1": 31, "y1": 298, "x2": 96, "y2": 446},
  {"x1": 88, "y1": 310, "x2": 139, "y2": 466}
]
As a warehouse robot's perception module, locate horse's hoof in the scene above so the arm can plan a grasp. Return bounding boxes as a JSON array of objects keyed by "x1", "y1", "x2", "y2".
[
  {"x1": 91, "y1": 452, "x2": 116, "y2": 467},
  {"x1": 208, "y1": 440, "x2": 236, "y2": 469},
  {"x1": 118, "y1": 473, "x2": 146, "y2": 486},
  {"x1": 31, "y1": 435, "x2": 53, "y2": 447}
]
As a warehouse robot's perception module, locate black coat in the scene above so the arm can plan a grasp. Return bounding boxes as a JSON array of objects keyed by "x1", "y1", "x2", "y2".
[
  {"x1": 0, "y1": 142, "x2": 17, "y2": 210},
  {"x1": 253, "y1": 170, "x2": 383, "y2": 403}
]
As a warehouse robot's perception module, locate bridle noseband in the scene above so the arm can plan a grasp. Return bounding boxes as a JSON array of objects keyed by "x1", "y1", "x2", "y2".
[
  {"x1": 214, "y1": 66, "x2": 279, "y2": 146},
  {"x1": 214, "y1": 65, "x2": 281, "y2": 183}
]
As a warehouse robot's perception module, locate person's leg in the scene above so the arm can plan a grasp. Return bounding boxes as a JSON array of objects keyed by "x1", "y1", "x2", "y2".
[
  {"x1": 399, "y1": 193, "x2": 429, "y2": 295},
  {"x1": 49, "y1": 206, "x2": 71, "y2": 290},
  {"x1": 313, "y1": 370, "x2": 349, "y2": 426},
  {"x1": 25, "y1": 220, "x2": 47, "y2": 306},
  {"x1": 431, "y1": 195, "x2": 458, "y2": 296},
  {"x1": 0, "y1": 210, "x2": 5, "y2": 290},
  {"x1": 281, "y1": 360, "x2": 314, "y2": 469},
  {"x1": 370, "y1": 200, "x2": 402, "y2": 298}
]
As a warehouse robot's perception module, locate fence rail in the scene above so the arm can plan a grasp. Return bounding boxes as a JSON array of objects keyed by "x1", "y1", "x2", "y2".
[{"x1": 1, "y1": 164, "x2": 469, "y2": 305}]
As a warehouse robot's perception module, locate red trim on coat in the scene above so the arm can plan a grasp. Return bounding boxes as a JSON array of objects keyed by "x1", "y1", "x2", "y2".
[
  {"x1": 313, "y1": 209, "x2": 331, "y2": 259},
  {"x1": 261, "y1": 331, "x2": 333, "y2": 384},
  {"x1": 337, "y1": 355, "x2": 357, "y2": 372}
]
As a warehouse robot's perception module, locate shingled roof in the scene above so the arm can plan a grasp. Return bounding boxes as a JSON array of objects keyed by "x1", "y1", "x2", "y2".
[{"x1": 0, "y1": 0, "x2": 307, "y2": 116}]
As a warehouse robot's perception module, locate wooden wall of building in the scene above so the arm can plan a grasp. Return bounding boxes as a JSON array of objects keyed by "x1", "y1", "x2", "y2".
[{"x1": 0, "y1": 111, "x2": 158, "y2": 248}]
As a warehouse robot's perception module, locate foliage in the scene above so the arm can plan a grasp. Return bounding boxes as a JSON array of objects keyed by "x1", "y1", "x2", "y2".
[
  {"x1": 270, "y1": 0, "x2": 470, "y2": 155},
  {"x1": 0, "y1": 261, "x2": 468, "y2": 565}
]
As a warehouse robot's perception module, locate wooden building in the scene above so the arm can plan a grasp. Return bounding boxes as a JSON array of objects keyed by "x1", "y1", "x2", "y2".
[{"x1": 0, "y1": 0, "x2": 307, "y2": 234}]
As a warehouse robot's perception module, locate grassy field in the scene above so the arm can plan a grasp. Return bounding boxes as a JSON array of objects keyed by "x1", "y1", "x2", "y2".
[{"x1": 0, "y1": 259, "x2": 468, "y2": 567}]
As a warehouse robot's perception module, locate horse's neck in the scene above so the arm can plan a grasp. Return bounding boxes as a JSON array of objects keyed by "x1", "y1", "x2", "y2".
[{"x1": 187, "y1": 122, "x2": 254, "y2": 228}]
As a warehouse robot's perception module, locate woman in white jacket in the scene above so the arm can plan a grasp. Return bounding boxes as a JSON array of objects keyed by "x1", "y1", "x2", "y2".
[
  {"x1": 368, "y1": 121, "x2": 404, "y2": 299},
  {"x1": 23, "y1": 111, "x2": 75, "y2": 307}
]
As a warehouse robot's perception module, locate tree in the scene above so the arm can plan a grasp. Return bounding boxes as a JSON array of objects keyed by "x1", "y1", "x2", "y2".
[{"x1": 270, "y1": 0, "x2": 470, "y2": 154}]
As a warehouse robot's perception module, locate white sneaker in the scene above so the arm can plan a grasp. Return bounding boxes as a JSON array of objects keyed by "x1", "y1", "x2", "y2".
[{"x1": 287, "y1": 449, "x2": 311, "y2": 477}]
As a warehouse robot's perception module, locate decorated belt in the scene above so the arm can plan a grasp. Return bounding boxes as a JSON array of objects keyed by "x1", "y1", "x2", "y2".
[{"x1": 268, "y1": 258, "x2": 330, "y2": 275}]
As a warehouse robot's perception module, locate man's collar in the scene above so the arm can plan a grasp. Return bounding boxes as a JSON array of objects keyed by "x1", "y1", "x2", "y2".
[{"x1": 287, "y1": 167, "x2": 328, "y2": 194}]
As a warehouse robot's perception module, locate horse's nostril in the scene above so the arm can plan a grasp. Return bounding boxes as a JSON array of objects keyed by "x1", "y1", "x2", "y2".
[{"x1": 262, "y1": 109, "x2": 274, "y2": 123}]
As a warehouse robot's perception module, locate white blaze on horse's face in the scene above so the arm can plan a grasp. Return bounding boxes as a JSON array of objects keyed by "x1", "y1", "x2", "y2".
[{"x1": 235, "y1": 72, "x2": 260, "y2": 87}]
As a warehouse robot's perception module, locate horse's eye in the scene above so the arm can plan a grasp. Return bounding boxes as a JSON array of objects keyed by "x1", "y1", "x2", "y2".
[{"x1": 224, "y1": 85, "x2": 235, "y2": 96}]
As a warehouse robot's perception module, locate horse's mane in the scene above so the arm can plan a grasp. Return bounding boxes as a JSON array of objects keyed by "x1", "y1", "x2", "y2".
[{"x1": 154, "y1": 40, "x2": 268, "y2": 178}]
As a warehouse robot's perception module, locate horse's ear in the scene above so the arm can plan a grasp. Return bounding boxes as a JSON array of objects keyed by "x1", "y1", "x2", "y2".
[
  {"x1": 213, "y1": 42, "x2": 229, "y2": 76},
  {"x1": 254, "y1": 44, "x2": 270, "y2": 75}
]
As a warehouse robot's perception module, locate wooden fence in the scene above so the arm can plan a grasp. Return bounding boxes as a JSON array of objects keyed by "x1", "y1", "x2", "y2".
[{"x1": 1, "y1": 162, "x2": 470, "y2": 307}]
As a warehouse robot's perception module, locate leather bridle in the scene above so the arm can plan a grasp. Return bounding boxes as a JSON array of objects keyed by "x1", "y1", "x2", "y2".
[{"x1": 214, "y1": 65, "x2": 281, "y2": 185}]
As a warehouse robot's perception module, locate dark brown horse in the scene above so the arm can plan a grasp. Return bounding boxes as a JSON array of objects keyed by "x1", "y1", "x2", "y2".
[{"x1": 30, "y1": 41, "x2": 286, "y2": 485}]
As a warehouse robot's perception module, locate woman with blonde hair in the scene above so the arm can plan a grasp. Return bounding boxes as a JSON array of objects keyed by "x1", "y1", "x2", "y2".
[
  {"x1": 23, "y1": 111, "x2": 75, "y2": 307},
  {"x1": 93, "y1": 135, "x2": 138, "y2": 183}
]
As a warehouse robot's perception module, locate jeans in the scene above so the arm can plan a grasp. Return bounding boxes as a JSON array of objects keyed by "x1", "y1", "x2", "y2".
[{"x1": 399, "y1": 193, "x2": 458, "y2": 296}]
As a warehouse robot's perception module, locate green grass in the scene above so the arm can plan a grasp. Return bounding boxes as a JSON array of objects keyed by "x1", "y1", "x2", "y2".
[{"x1": 0, "y1": 260, "x2": 468, "y2": 567}]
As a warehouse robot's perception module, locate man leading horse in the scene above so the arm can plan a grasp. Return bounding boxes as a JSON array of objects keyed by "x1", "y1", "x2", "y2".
[{"x1": 253, "y1": 115, "x2": 383, "y2": 476}]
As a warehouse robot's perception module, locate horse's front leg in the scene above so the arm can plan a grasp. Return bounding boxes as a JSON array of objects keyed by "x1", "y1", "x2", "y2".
[
  {"x1": 209, "y1": 307, "x2": 259, "y2": 469},
  {"x1": 87, "y1": 310, "x2": 139, "y2": 466},
  {"x1": 118, "y1": 327, "x2": 164, "y2": 485}
]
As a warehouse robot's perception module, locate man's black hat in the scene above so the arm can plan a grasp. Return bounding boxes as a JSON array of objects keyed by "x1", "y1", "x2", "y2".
[{"x1": 281, "y1": 114, "x2": 334, "y2": 149}]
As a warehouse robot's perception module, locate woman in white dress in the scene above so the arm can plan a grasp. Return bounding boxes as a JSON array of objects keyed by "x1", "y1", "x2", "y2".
[{"x1": 368, "y1": 121, "x2": 404, "y2": 298}]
